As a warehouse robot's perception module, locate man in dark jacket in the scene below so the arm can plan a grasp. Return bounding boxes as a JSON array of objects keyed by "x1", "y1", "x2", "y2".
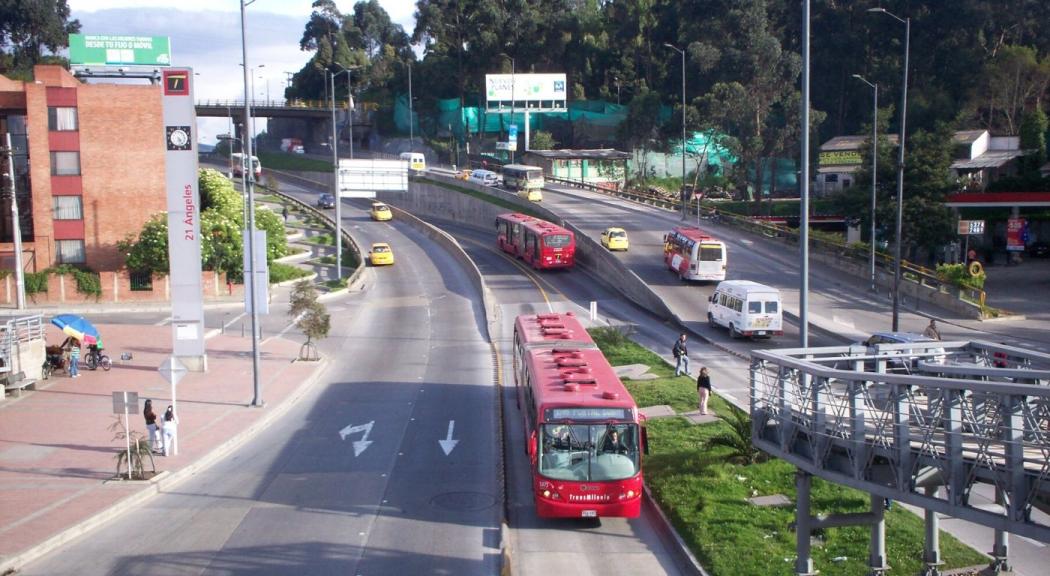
[{"x1": 673, "y1": 333, "x2": 690, "y2": 376}]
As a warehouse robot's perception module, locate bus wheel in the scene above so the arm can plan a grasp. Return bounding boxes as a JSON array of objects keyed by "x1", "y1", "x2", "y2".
[
  {"x1": 708, "y1": 313, "x2": 716, "y2": 328},
  {"x1": 729, "y1": 324, "x2": 740, "y2": 339}
]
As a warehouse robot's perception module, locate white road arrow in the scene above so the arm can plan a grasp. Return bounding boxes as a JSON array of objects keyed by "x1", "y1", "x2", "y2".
[
  {"x1": 339, "y1": 421, "x2": 375, "y2": 457},
  {"x1": 438, "y1": 420, "x2": 459, "y2": 456}
]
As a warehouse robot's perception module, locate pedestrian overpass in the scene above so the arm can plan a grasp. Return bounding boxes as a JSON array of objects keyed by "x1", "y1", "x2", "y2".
[{"x1": 750, "y1": 340, "x2": 1050, "y2": 575}]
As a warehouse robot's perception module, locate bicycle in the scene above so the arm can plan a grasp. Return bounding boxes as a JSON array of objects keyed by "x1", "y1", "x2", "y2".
[{"x1": 84, "y1": 345, "x2": 112, "y2": 371}]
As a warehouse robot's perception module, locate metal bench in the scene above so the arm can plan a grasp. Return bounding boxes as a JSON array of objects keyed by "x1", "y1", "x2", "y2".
[{"x1": 2, "y1": 371, "x2": 36, "y2": 398}]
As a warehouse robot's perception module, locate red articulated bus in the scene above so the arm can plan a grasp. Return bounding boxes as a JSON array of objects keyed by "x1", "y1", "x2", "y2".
[
  {"x1": 496, "y1": 212, "x2": 576, "y2": 270},
  {"x1": 513, "y1": 312, "x2": 646, "y2": 518},
  {"x1": 663, "y1": 226, "x2": 728, "y2": 281}
]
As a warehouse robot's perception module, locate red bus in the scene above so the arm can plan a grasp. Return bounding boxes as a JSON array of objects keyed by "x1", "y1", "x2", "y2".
[
  {"x1": 663, "y1": 226, "x2": 727, "y2": 281},
  {"x1": 496, "y1": 212, "x2": 576, "y2": 269},
  {"x1": 512, "y1": 313, "x2": 646, "y2": 518}
]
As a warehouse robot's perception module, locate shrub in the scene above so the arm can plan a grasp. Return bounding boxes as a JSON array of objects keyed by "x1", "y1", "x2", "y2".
[
  {"x1": 936, "y1": 262, "x2": 985, "y2": 290},
  {"x1": 269, "y1": 262, "x2": 311, "y2": 283},
  {"x1": 24, "y1": 271, "x2": 49, "y2": 294},
  {"x1": 49, "y1": 265, "x2": 102, "y2": 298}
]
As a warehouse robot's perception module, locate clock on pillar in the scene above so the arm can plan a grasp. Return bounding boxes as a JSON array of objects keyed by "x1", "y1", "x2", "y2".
[{"x1": 166, "y1": 125, "x2": 192, "y2": 151}]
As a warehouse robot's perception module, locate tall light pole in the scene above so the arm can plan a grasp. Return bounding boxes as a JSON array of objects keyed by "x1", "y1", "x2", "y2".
[
  {"x1": 2, "y1": 134, "x2": 25, "y2": 309},
  {"x1": 329, "y1": 65, "x2": 357, "y2": 281},
  {"x1": 407, "y1": 61, "x2": 414, "y2": 147},
  {"x1": 239, "y1": 0, "x2": 262, "y2": 407},
  {"x1": 799, "y1": 1, "x2": 811, "y2": 349},
  {"x1": 868, "y1": 7, "x2": 910, "y2": 331},
  {"x1": 664, "y1": 43, "x2": 688, "y2": 221},
  {"x1": 853, "y1": 74, "x2": 879, "y2": 293}
]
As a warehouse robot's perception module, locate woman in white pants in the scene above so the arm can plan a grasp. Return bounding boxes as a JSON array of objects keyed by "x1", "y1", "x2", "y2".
[{"x1": 161, "y1": 405, "x2": 178, "y2": 456}]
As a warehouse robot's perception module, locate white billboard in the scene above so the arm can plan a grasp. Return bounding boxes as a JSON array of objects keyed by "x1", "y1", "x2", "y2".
[
  {"x1": 338, "y1": 159, "x2": 408, "y2": 198},
  {"x1": 485, "y1": 73, "x2": 567, "y2": 103}
]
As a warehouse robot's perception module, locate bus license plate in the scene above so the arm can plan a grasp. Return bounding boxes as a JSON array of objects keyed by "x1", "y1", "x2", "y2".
[
  {"x1": 756, "y1": 331, "x2": 766, "y2": 336},
  {"x1": 581, "y1": 510, "x2": 597, "y2": 518}
]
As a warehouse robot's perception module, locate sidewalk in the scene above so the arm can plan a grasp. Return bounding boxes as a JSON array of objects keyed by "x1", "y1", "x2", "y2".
[{"x1": 0, "y1": 323, "x2": 327, "y2": 572}]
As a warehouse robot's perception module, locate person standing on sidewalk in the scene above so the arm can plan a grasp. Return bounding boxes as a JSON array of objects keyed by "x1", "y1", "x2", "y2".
[
  {"x1": 68, "y1": 340, "x2": 81, "y2": 378},
  {"x1": 696, "y1": 367, "x2": 712, "y2": 415},
  {"x1": 161, "y1": 405, "x2": 178, "y2": 456},
  {"x1": 143, "y1": 399, "x2": 160, "y2": 453},
  {"x1": 672, "y1": 333, "x2": 690, "y2": 377},
  {"x1": 923, "y1": 319, "x2": 941, "y2": 341}
]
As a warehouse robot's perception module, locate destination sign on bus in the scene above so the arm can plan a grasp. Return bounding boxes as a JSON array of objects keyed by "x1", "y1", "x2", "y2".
[{"x1": 547, "y1": 408, "x2": 631, "y2": 421}]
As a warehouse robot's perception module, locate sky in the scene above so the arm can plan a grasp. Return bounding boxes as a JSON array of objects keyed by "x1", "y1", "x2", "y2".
[{"x1": 66, "y1": 1, "x2": 417, "y2": 144}]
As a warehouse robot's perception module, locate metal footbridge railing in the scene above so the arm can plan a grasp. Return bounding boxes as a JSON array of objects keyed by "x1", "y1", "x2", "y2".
[{"x1": 749, "y1": 339, "x2": 1050, "y2": 575}]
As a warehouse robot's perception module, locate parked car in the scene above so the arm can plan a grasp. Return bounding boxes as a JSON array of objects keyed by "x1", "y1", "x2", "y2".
[
  {"x1": 368, "y1": 242, "x2": 395, "y2": 266},
  {"x1": 316, "y1": 193, "x2": 335, "y2": 209},
  {"x1": 1029, "y1": 241, "x2": 1050, "y2": 258},
  {"x1": 600, "y1": 227, "x2": 629, "y2": 251}
]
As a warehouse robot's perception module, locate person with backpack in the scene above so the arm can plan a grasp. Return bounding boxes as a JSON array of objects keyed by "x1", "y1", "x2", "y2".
[{"x1": 672, "y1": 333, "x2": 690, "y2": 377}]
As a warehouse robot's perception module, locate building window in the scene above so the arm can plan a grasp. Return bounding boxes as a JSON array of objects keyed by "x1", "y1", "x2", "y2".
[
  {"x1": 56, "y1": 240, "x2": 86, "y2": 264},
  {"x1": 48, "y1": 107, "x2": 79, "y2": 131},
  {"x1": 53, "y1": 196, "x2": 83, "y2": 220},
  {"x1": 50, "y1": 151, "x2": 80, "y2": 176}
]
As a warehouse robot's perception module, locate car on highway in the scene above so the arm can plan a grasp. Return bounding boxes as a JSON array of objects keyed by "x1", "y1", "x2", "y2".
[
  {"x1": 1029, "y1": 241, "x2": 1050, "y2": 258},
  {"x1": 600, "y1": 227, "x2": 629, "y2": 251},
  {"x1": 855, "y1": 332, "x2": 946, "y2": 372},
  {"x1": 368, "y1": 242, "x2": 395, "y2": 266},
  {"x1": 370, "y1": 202, "x2": 393, "y2": 221},
  {"x1": 316, "y1": 193, "x2": 335, "y2": 209}
]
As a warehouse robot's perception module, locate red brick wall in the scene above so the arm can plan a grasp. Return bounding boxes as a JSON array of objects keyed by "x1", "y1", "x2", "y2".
[
  {"x1": 1, "y1": 271, "x2": 244, "y2": 305},
  {"x1": 77, "y1": 82, "x2": 166, "y2": 271}
]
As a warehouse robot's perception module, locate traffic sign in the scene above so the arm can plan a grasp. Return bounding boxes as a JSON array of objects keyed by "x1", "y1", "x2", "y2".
[
  {"x1": 112, "y1": 391, "x2": 139, "y2": 414},
  {"x1": 158, "y1": 356, "x2": 188, "y2": 387}
]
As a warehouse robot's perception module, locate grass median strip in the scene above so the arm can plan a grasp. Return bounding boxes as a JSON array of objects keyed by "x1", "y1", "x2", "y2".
[{"x1": 589, "y1": 327, "x2": 988, "y2": 576}]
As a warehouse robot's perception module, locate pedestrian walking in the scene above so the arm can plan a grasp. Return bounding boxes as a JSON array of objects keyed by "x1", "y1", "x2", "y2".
[
  {"x1": 696, "y1": 367, "x2": 711, "y2": 415},
  {"x1": 143, "y1": 399, "x2": 160, "y2": 453},
  {"x1": 68, "y1": 340, "x2": 80, "y2": 378},
  {"x1": 923, "y1": 319, "x2": 941, "y2": 341},
  {"x1": 161, "y1": 405, "x2": 178, "y2": 456},
  {"x1": 281, "y1": 205, "x2": 289, "y2": 223},
  {"x1": 672, "y1": 333, "x2": 690, "y2": 377}
]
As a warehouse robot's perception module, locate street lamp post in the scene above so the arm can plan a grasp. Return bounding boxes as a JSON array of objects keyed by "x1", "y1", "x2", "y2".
[
  {"x1": 408, "y1": 61, "x2": 414, "y2": 147},
  {"x1": 329, "y1": 65, "x2": 357, "y2": 281},
  {"x1": 868, "y1": 7, "x2": 910, "y2": 331},
  {"x1": 239, "y1": 0, "x2": 262, "y2": 407},
  {"x1": 664, "y1": 43, "x2": 688, "y2": 221},
  {"x1": 853, "y1": 74, "x2": 878, "y2": 293}
]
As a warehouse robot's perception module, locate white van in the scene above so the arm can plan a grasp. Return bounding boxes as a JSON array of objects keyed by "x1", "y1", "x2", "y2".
[
  {"x1": 468, "y1": 169, "x2": 501, "y2": 187},
  {"x1": 399, "y1": 152, "x2": 426, "y2": 172},
  {"x1": 707, "y1": 280, "x2": 782, "y2": 339}
]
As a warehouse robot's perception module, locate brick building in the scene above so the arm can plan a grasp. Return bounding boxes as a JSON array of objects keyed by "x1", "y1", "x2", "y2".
[{"x1": 0, "y1": 65, "x2": 165, "y2": 273}]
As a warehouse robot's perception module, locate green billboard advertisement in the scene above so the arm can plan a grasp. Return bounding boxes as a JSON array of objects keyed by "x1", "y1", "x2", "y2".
[{"x1": 68, "y1": 34, "x2": 171, "y2": 67}]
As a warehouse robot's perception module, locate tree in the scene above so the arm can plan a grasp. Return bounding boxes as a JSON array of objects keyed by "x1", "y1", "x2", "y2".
[
  {"x1": 289, "y1": 281, "x2": 330, "y2": 361},
  {"x1": 0, "y1": 0, "x2": 80, "y2": 76},
  {"x1": 118, "y1": 215, "x2": 169, "y2": 274},
  {"x1": 971, "y1": 45, "x2": 1050, "y2": 134},
  {"x1": 530, "y1": 130, "x2": 556, "y2": 150},
  {"x1": 618, "y1": 87, "x2": 663, "y2": 182},
  {"x1": 1018, "y1": 106, "x2": 1048, "y2": 174}
]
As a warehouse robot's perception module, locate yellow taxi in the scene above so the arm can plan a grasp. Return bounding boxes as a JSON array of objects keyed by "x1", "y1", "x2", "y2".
[
  {"x1": 518, "y1": 188, "x2": 544, "y2": 202},
  {"x1": 370, "y1": 202, "x2": 393, "y2": 221},
  {"x1": 600, "y1": 227, "x2": 629, "y2": 251},
  {"x1": 368, "y1": 242, "x2": 395, "y2": 266}
]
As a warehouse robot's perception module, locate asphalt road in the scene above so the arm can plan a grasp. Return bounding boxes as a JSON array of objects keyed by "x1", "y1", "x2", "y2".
[{"x1": 20, "y1": 199, "x2": 500, "y2": 575}]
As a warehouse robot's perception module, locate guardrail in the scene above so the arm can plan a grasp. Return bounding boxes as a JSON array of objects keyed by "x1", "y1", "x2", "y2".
[
  {"x1": 751, "y1": 340, "x2": 1050, "y2": 548},
  {"x1": 544, "y1": 174, "x2": 990, "y2": 316}
]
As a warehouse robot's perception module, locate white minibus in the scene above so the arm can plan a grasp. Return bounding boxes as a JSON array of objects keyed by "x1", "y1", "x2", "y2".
[
  {"x1": 400, "y1": 152, "x2": 426, "y2": 172},
  {"x1": 707, "y1": 280, "x2": 782, "y2": 339},
  {"x1": 469, "y1": 169, "x2": 501, "y2": 187}
]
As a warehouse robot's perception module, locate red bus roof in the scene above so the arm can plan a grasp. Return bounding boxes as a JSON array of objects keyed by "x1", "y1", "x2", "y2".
[
  {"x1": 515, "y1": 312, "x2": 595, "y2": 349},
  {"x1": 671, "y1": 226, "x2": 721, "y2": 243},
  {"x1": 525, "y1": 347, "x2": 638, "y2": 421}
]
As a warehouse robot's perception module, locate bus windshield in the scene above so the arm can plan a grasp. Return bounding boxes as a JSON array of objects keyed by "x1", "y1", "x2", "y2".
[
  {"x1": 543, "y1": 234, "x2": 572, "y2": 248},
  {"x1": 539, "y1": 423, "x2": 640, "y2": 481}
]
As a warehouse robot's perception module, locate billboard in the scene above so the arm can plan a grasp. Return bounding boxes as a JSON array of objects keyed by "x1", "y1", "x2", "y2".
[
  {"x1": 69, "y1": 34, "x2": 171, "y2": 67},
  {"x1": 337, "y1": 159, "x2": 408, "y2": 198},
  {"x1": 485, "y1": 73, "x2": 567, "y2": 105}
]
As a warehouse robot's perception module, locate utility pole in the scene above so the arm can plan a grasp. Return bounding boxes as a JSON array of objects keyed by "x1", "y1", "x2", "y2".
[
  {"x1": 2, "y1": 134, "x2": 25, "y2": 309},
  {"x1": 240, "y1": 0, "x2": 262, "y2": 407}
]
